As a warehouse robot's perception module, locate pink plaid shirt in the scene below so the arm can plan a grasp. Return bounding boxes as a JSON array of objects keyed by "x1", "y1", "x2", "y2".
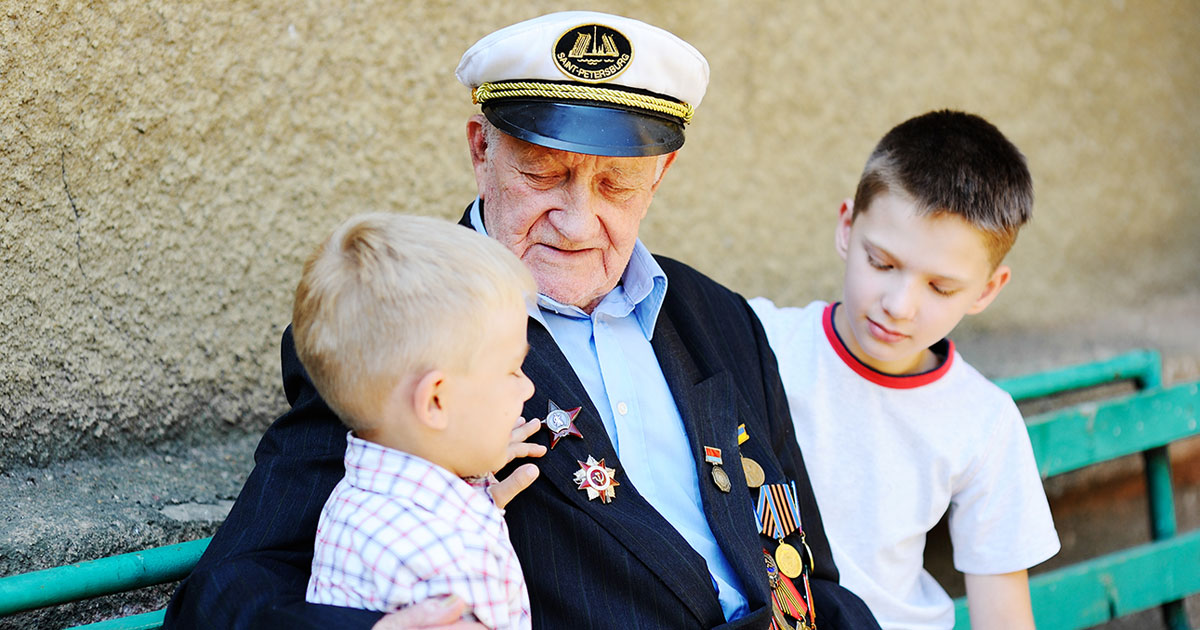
[{"x1": 306, "y1": 434, "x2": 531, "y2": 630}]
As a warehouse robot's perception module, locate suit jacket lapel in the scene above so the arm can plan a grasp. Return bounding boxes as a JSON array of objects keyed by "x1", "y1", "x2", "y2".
[
  {"x1": 522, "y1": 321, "x2": 728, "y2": 626},
  {"x1": 651, "y1": 306, "x2": 773, "y2": 612}
]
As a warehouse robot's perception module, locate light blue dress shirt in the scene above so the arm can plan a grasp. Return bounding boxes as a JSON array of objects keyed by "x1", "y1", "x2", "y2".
[{"x1": 469, "y1": 201, "x2": 748, "y2": 620}]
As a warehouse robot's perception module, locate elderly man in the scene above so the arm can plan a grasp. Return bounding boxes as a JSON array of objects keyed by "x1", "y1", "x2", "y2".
[{"x1": 166, "y1": 11, "x2": 879, "y2": 630}]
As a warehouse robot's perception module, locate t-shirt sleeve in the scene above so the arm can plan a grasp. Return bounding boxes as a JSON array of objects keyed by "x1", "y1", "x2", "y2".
[
  {"x1": 947, "y1": 397, "x2": 1061, "y2": 575},
  {"x1": 748, "y1": 296, "x2": 784, "y2": 343}
]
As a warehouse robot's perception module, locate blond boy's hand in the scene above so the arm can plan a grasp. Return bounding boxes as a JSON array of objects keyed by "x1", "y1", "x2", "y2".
[
  {"x1": 489, "y1": 416, "x2": 546, "y2": 510},
  {"x1": 372, "y1": 595, "x2": 485, "y2": 629}
]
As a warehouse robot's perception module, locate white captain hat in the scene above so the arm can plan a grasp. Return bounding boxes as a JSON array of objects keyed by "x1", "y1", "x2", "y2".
[{"x1": 456, "y1": 11, "x2": 710, "y2": 157}]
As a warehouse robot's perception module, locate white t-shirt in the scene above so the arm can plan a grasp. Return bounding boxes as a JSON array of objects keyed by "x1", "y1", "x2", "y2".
[{"x1": 750, "y1": 299, "x2": 1060, "y2": 630}]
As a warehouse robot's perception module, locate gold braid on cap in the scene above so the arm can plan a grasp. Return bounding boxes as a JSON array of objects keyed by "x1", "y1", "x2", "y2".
[{"x1": 473, "y1": 81, "x2": 694, "y2": 124}]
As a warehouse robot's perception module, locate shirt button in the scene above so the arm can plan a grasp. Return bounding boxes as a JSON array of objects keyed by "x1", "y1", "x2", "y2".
[{"x1": 617, "y1": 402, "x2": 629, "y2": 416}]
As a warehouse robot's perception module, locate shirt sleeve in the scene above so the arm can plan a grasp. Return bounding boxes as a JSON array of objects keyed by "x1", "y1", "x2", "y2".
[
  {"x1": 947, "y1": 397, "x2": 1061, "y2": 574},
  {"x1": 403, "y1": 529, "x2": 529, "y2": 630}
]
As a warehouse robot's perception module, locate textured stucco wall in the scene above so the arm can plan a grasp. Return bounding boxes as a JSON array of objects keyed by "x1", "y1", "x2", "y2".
[{"x1": 2, "y1": 1, "x2": 1198, "y2": 466}]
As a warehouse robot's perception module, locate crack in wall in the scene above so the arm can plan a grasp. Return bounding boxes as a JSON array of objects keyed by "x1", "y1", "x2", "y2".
[{"x1": 61, "y1": 147, "x2": 122, "y2": 336}]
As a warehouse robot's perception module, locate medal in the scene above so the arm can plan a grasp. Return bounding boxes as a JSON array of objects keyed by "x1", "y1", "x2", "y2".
[
  {"x1": 775, "y1": 542, "x2": 803, "y2": 579},
  {"x1": 768, "y1": 554, "x2": 812, "y2": 629},
  {"x1": 755, "y1": 482, "x2": 808, "y2": 579},
  {"x1": 712, "y1": 466, "x2": 732, "y2": 493},
  {"x1": 737, "y1": 423, "x2": 749, "y2": 445},
  {"x1": 741, "y1": 455, "x2": 765, "y2": 488},
  {"x1": 762, "y1": 549, "x2": 780, "y2": 590},
  {"x1": 704, "y1": 446, "x2": 731, "y2": 493},
  {"x1": 545, "y1": 400, "x2": 583, "y2": 448},
  {"x1": 574, "y1": 455, "x2": 619, "y2": 503}
]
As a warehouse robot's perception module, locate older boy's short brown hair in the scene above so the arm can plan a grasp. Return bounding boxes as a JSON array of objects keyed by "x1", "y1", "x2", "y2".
[
  {"x1": 852, "y1": 110, "x2": 1033, "y2": 267},
  {"x1": 291, "y1": 213, "x2": 535, "y2": 431}
]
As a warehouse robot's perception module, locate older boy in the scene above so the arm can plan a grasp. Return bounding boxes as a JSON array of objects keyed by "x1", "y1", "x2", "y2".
[
  {"x1": 292, "y1": 213, "x2": 539, "y2": 630},
  {"x1": 751, "y1": 110, "x2": 1060, "y2": 630}
]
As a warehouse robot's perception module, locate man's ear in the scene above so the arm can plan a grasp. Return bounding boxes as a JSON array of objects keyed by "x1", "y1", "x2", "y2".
[
  {"x1": 466, "y1": 114, "x2": 490, "y2": 195},
  {"x1": 411, "y1": 369, "x2": 450, "y2": 431},
  {"x1": 966, "y1": 265, "x2": 1012, "y2": 315},
  {"x1": 649, "y1": 151, "x2": 678, "y2": 193},
  {"x1": 835, "y1": 199, "x2": 855, "y2": 260}
]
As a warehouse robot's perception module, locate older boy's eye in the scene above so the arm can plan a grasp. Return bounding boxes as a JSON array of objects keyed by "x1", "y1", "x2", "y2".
[
  {"x1": 931, "y1": 284, "x2": 956, "y2": 296},
  {"x1": 867, "y1": 255, "x2": 892, "y2": 270}
]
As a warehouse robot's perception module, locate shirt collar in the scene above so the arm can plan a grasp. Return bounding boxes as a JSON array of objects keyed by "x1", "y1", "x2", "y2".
[
  {"x1": 342, "y1": 432, "x2": 499, "y2": 514},
  {"x1": 468, "y1": 198, "x2": 666, "y2": 339}
]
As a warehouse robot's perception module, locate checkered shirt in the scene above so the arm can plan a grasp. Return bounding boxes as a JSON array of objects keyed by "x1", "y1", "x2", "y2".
[{"x1": 306, "y1": 433, "x2": 531, "y2": 630}]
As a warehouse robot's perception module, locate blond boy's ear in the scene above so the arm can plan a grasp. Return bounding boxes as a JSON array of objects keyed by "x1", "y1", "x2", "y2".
[
  {"x1": 835, "y1": 199, "x2": 855, "y2": 260},
  {"x1": 412, "y1": 369, "x2": 451, "y2": 431},
  {"x1": 966, "y1": 265, "x2": 1013, "y2": 315}
]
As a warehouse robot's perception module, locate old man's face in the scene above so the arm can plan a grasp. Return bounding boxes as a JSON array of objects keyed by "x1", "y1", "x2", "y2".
[{"x1": 469, "y1": 117, "x2": 675, "y2": 313}]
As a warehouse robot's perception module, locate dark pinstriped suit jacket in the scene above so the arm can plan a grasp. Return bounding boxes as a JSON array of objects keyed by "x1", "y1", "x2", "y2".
[{"x1": 164, "y1": 212, "x2": 879, "y2": 630}]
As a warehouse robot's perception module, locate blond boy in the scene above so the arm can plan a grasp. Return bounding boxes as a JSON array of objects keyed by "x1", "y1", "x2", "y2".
[
  {"x1": 293, "y1": 213, "x2": 538, "y2": 630},
  {"x1": 751, "y1": 110, "x2": 1059, "y2": 630}
]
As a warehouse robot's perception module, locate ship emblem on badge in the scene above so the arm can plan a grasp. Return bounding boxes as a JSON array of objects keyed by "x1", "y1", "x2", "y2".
[
  {"x1": 553, "y1": 23, "x2": 633, "y2": 83},
  {"x1": 574, "y1": 456, "x2": 619, "y2": 503}
]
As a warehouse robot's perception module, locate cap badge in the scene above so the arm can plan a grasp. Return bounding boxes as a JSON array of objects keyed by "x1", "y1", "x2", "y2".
[
  {"x1": 554, "y1": 23, "x2": 632, "y2": 83},
  {"x1": 574, "y1": 455, "x2": 620, "y2": 503}
]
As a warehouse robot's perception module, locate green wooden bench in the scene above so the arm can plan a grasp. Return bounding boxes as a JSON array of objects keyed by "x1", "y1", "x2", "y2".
[
  {"x1": 1, "y1": 350, "x2": 1197, "y2": 629},
  {"x1": 953, "y1": 349, "x2": 1200, "y2": 630}
]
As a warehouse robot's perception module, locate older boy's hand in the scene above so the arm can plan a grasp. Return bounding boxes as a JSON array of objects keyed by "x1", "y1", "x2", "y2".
[
  {"x1": 490, "y1": 416, "x2": 545, "y2": 509},
  {"x1": 372, "y1": 595, "x2": 485, "y2": 630}
]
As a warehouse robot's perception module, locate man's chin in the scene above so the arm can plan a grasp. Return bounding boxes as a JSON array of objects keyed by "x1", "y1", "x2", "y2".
[{"x1": 534, "y1": 280, "x2": 611, "y2": 313}]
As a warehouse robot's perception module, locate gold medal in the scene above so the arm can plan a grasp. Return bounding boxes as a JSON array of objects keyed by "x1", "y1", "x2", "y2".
[
  {"x1": 741, "y1": 456, "x2": 765, "y2": 488},
  {"x1": 775, "y1": 542, "x2": 803, "y2": 579},
  {"x1": 711, "y1": 464, "x2": 732, "y2": 493}
]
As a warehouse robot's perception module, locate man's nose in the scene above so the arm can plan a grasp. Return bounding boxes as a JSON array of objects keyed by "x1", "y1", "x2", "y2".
[{"x1": 550, "y1": 177, "x2": 602, "y2": 240}]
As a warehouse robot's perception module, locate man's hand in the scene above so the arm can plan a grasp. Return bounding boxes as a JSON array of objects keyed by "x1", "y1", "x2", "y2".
[
  {"x1": 372, "y1": 595, "x2": 485, "y2": 630},
  {"x1": 490, "y1": 416, "x2": 546, "y2": 509}
]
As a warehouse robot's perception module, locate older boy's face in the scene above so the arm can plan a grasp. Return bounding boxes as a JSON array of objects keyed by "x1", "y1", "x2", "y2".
[
  {"x1": 470, "y1": 119, "x2": 673, "y2": 313},
  {"x1": 834, "y1": 193, "x2": 1010, "y2": 375}
]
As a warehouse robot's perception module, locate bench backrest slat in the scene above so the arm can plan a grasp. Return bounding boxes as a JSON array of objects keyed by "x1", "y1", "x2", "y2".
[
  {"x1": 0, "y1": 538, "x2": 210, "y2": 616},
  {"x1": 995, "y1": 349, "x2": 1161, "y2": 401},
  {"x1": 1025, "y1": 382, "x2": 1200, "y2": 478}
]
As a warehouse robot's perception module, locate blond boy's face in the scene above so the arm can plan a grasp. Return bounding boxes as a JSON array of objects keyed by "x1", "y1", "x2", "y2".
[
  {"x1": 834, "y1": 192, "x2": 1010, "y2": 375},
  {"x1": 441, "y1": 301, "x2": 535, "y2": 477}
]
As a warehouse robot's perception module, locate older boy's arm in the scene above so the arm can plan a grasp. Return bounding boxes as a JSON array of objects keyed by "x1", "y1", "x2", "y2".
[{"x1": 964, "y1": 570, "x2": 1036, "y2": 630}]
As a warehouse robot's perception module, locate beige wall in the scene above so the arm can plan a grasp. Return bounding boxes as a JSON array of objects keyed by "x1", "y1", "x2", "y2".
[{"x1": 3, "y1": 1, "x2": 1197, "y2": 465}]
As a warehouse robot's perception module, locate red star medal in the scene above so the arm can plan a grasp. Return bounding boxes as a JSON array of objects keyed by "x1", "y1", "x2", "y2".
[
  {"x1": 545, "y1": 399, "x2": 583, "y2": 448},
  {"x1": 574, "y1": 456, "x2": 619, "y2": 503}
]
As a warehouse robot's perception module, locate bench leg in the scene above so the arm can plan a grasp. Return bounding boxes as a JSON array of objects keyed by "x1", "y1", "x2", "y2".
[{"x1": 1143, "y1": 446, "x2": 1189, "y2": 630}]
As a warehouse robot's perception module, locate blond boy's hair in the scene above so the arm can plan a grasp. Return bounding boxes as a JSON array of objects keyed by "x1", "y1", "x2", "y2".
[
  {"x1": 852, "y1": 110, "x2": 1033, "y2": 267},
  {"x1": 292, "y1": 213, "x2": 535, "y2": 431}
]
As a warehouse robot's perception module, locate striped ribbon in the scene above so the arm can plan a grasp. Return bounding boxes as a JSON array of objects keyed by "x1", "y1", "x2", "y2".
[{"x1": 756, "y1": 482, "x2": 802, "y2": 539}]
